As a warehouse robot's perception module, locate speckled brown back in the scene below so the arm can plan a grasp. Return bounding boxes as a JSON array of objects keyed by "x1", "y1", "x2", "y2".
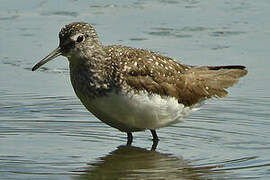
[{"x1": 103, "y1": 45, "x2": 247, "y2": 106}]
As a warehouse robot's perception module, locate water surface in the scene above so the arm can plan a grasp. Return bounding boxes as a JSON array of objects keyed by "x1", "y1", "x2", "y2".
[{"x1": 1, "y1": 0, "x2": 270, "y2": 179}]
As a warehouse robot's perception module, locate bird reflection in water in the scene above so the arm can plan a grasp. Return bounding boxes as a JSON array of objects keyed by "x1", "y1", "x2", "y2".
[{"x1": 72, "y1": 145, "x2": 225, "y2": 180}]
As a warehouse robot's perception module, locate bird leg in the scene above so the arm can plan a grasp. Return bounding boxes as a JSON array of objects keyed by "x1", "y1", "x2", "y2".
[
  {"x1": 150, "y1": 130, "x2": 159, "y2": 151},
  {"x1": 150, "y1": 129, "x2": 159, "y2": 141},
  {"x1": 127, "y1": 132, "x2": 133, "y2": 146}
]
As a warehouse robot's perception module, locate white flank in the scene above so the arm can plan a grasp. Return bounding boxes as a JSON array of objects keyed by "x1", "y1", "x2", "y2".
[{"x1": 79, "y1": 90, "x2": 198, "y2": 132}]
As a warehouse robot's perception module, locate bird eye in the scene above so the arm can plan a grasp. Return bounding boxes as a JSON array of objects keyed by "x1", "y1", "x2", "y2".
[{"x1": 76, "y1": 35, "x2": 84, "y2": 43}]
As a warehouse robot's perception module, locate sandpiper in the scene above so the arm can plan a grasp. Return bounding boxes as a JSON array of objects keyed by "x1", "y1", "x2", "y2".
[{"x1": 32, "y1": 22, "x2": 247, "y2": 147}]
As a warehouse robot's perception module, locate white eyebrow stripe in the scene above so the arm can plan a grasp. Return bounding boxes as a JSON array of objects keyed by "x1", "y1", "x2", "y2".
[{"x1": 71, "y1": 33, "x2": 84, "y2": 41}]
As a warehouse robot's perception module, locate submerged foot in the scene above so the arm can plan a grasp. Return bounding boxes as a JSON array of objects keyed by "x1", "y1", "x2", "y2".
[{"x1": 126, "y1": 130, "x2": 159, "y2": 150}]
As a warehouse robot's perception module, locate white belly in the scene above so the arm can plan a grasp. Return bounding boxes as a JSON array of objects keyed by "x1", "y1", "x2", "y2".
[{"x1": 77, "y1": 90, "x2": 197, "y2": 132}]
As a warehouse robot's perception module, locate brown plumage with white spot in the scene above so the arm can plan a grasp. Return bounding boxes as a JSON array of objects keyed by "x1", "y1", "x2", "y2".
[
  {"x1": 102, "y1": 45, "x2": 247, "y2": 106},
  {"x1": 32, "y1": 22, "x2": 247, "y2": 148}
]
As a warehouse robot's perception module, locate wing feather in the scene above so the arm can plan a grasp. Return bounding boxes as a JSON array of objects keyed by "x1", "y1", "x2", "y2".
[{"x1": 105, "y1": 45, "x2": 247, "y2": 106}]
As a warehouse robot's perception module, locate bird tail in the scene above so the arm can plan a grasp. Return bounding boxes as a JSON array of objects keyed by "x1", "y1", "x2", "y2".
[
  {"x1": 191, "y1": 65, "x2": 248, "y2": 98},
  {"x1": 206, "y1": 65, "x2": 247, "y2": 89},
  {"x1": 167, "y1": 64, "x2": 247, "y2": 106}
]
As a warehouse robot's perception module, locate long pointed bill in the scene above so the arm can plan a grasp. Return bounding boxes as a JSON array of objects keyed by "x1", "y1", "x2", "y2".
[{"x1": 32, "y1": 47, "x2": 62, "y2": 71}]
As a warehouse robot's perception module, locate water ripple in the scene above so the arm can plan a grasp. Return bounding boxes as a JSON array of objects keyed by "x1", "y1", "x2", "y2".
[{"x1": 40, "y1": 11, "x2": 78, "y2": 17}]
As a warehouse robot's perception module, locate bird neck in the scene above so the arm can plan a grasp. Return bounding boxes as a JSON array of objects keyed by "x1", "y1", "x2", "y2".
[
  {"x1": 69, "y1": 49, "x2": 114, "y2": 99},
  {"x1": 69, "y1": 46, "x2": 113, "y2": 89},
  {"x1": 69, "y1": 45, "x2": 107, "y2": 70}
]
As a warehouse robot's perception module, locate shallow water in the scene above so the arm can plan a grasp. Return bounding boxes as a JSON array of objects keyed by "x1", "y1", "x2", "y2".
[{"x1": 1, "y1": 0, "x2": 270, "y2": 179}]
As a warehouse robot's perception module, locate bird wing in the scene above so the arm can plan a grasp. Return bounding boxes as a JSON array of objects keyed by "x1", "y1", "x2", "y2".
[{"x1": 105, "y1": 45, "x2": 247, "y2": 106}]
